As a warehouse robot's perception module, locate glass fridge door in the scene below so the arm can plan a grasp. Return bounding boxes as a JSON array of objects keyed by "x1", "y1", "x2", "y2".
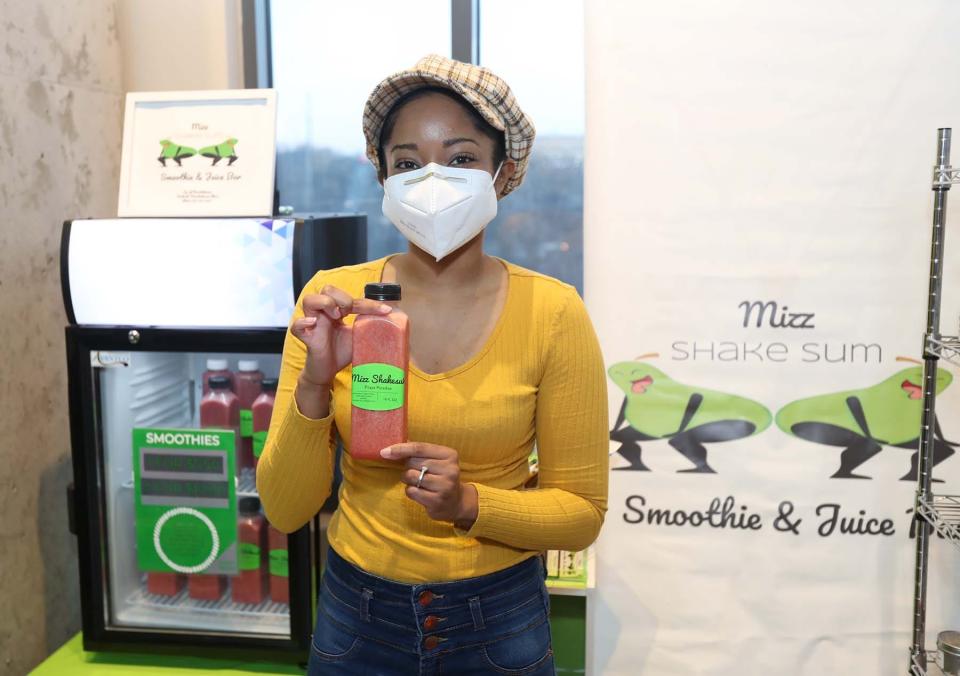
[{"x1": 68, "y1": 329, "x2": 310, "y2": 647}]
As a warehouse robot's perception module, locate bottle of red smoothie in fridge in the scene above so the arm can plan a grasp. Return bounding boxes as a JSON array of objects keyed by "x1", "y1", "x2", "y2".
[
  {"x1": 188, "y1": 375, "x2": 238, "y2": 601},
  {"x1": 146, "y1": 572, "x2": 184, "y2": 597},
  {"x1": 202, "y1": 358, "x2": 235, "y2": 395},
  {"x1": 350, "y1": 283, "x2": 409, "y2": 460},
  {"x1": 188, "y1": 572, "x2": 226, "y2": 602},
  {"x1": 200, "y1": 374, "x2": 240, "y2": 435},
  {"x1": 235, "y1": 360, "x2": 263, "y2": 470},
  {"x1": 268, "y1": 525, "x2": 289, "y2": 605},
  {"x1": 231, "y1": 496, "x2": 266, "y2": 605},
  {"x1": 251, "y1": 378, "x2": 277, "y2": 468},
  {"x1": 199, "y1": 376, "x2": 239, "y2": 482}
]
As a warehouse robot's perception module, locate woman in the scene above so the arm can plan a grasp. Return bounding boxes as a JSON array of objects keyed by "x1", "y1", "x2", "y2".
[{"x1": 257, "y1": 54, "x2": 608, "y2": 675}]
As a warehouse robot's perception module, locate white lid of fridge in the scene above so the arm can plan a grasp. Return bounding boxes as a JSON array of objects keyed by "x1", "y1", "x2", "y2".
[{"x1": 64, "y1": 218, "x2": 296, "y2": 328}]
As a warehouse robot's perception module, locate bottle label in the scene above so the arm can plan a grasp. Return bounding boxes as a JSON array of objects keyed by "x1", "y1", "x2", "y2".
[
  {"x1": 240, "y1": 409, "x2": 253, "y2": 437},
  {"x1": 253, "y1": 431, "x2": 268, "y2": 458},
  {"x1": 269, "y1": 549, "x2": 289, "y2": 577},
  {"x1": 239, "y1": 542, "x2": 261, "y2": 571},
  {"x1": 351, "y1": 363, "x2": 406, "y2": 411}
]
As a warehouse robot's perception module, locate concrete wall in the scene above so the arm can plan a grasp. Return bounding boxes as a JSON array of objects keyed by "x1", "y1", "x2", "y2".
[
  {"x1": 0, "y1": 0, "x2": 240, "y2": 671},
  {"x1": 0, "y1": 1, "x2": 122, "y2": 672}
]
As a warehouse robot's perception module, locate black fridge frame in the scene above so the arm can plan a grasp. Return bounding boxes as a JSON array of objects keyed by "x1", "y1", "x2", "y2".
[{"x1": 65, "y1": 325, "x2": 314, "y2": 662}]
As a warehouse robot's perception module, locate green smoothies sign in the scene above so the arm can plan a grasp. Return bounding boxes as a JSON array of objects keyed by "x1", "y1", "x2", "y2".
[{"x1": 133, "y1": 428, "x2": 238, "y2": 575}]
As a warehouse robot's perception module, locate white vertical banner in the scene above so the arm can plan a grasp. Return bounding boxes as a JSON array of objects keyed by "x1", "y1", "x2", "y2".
[{"x1": 584, "y1": 2, "x2": 960, "y2": 674}]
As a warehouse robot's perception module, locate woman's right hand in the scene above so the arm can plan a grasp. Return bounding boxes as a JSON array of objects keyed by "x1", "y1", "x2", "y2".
[{"x1": 290, "y1": 285, "x2": 393, "y2": 388}]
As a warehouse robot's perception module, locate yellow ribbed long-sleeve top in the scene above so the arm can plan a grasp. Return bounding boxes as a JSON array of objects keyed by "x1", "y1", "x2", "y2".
[{"x1": 256, "y1": 256, "x2": 609, "y2": 583}]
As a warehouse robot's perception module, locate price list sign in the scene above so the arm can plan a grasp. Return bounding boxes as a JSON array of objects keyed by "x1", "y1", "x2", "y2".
[{"x1": 133, "y1": 428, "x2": 238, "y2": 575}]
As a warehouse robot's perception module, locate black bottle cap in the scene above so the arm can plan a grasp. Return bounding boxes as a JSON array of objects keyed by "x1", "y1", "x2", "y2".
[
  {"x1": 261, "y1": 378, "x2": 278, "y2": 392},
  {"x1": 209, "y1": 375, "x2": 232, "y2": 390},
  {"x1": 365, "y1": 283, "x2": 401, "y2": 301},
  {"x1": 239, "y1": 496, "x2": 261, "y2": 514}
]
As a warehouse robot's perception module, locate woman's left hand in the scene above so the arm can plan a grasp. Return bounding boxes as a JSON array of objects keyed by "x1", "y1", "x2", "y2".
[{"x1": 381, "y1": 443, "x2": 479, "y2": 529}]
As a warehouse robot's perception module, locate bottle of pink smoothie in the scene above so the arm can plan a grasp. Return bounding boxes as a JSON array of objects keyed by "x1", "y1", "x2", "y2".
[
  {"x1": 202, "y1": 358, "x2": 235, "y2": 395},
  {"x1": 200, "y1": 375, "x2": 240, "y2": 431},
  {"x1": 235, "y1": 360, "x2": 263, "y2": 470},
  {"x1": 188, "y1": 375, "x2": 238, "y2": 601},
  {"x1": 231, "y1": 496, "x2": 267, "y2": 605},
  {"x1": 251, "y1": 378, "x2": 277, "y2": 469},
  {"x1": 350, "y1": 283, "x2": 409, "y2": 460},
  {"x1": 146, "y1": 572, "x2": 184, "y2": 597}
]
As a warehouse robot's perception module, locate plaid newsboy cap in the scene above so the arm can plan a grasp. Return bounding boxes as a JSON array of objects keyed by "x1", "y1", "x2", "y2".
[{"x1": 362, "y1": 54, "x2": 536, "y2": 196}]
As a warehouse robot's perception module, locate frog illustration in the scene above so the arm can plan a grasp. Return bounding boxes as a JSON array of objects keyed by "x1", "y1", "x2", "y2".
[
  {"x1": 775, "y1": 359, "x2": 956, "y2": 480},
  {"x1": 199, "y1": 138, "x2": 239, "y2": 166},
  {"x1": 157, "y1": 139, "x2": 196, "y2": 167},
  {"x1": 608, "y1": 356, "x2": 773, "y2": 473}
]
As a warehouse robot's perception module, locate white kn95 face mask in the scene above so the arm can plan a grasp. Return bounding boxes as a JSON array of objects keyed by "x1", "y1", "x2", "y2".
[{"x1": 382, "y1": 162, "x2": 503, "y2": 261}]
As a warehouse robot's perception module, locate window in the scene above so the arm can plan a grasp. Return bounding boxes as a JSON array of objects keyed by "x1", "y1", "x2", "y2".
[
  {"x1": 478, "y1": 0, "x2": 584, "y2": 291},
  {"x1": 268, "y1": 0, "x2": 584, "y2": 291}
]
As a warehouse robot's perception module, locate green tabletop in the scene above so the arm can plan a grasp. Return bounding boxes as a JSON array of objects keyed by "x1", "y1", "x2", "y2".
[{"x1": 31, "y1": 634, "x2": 304, "y2": 675}]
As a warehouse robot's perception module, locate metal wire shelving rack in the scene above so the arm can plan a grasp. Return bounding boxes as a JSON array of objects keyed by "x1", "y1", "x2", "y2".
[{"x1": 909, "y1": 128, "x2": 960, "y2": 675}]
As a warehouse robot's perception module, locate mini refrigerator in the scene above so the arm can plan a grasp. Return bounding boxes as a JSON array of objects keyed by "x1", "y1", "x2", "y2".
[{"x1": 61, "y1": 215, "x2": 365, "y2": 660}]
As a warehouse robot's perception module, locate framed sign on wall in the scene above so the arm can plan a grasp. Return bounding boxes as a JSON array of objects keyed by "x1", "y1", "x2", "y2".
[{"x1": 117, "y1": 89, "x2": 277, "y2": 217}]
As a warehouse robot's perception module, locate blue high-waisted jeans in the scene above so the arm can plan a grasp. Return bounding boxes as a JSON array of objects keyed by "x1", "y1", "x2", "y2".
[{"x1": 307, "y1": 546, "x2": 556, "y2": 675}]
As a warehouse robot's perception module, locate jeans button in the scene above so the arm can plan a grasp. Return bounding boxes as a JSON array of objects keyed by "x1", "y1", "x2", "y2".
[
  {"x1": 418, "y1": 590, "x2": 435, "y2": 606},
  {"x1": 423, "y1": 635, "x2": 441, "y2": 650},
  {"x1": 423, "y1": 615, "x2": 440, "y2": 631}
]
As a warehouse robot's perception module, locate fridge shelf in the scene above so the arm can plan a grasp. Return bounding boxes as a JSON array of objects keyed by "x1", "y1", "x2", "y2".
[
  {"x1": 917, "y1": 494, "x2": 960, "y2": 549},
  {"x1": 118, "y1": 575, "x2": 289, "y2": 635},
  {"x1": 926, "y1": 336, "x2": 960, "y2": 367},
  {"x1": 238, "y1": 467, "x2": 258, "y2": 497},
  {"x1": 911, "y1": 650, "x2": 944, "y2": 676},
  {"x1": 933, "y1": 165, "x2": 960, "y2": 188}
]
